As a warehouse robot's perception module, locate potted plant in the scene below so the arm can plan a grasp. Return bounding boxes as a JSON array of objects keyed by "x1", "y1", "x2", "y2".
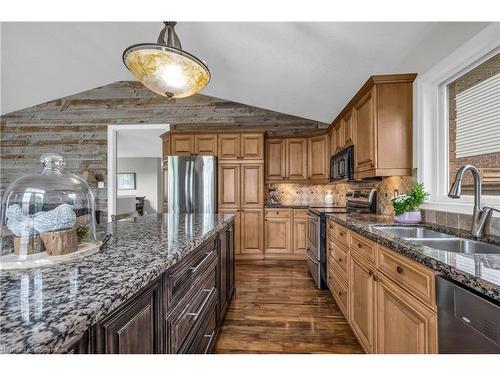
[{"x1": 391, "y1": 183, "x2": 429, "y2": 224}]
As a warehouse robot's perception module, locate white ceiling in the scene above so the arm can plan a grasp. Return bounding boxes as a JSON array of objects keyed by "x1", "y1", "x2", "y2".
[
  {"x1": 117, "y1": 129, "x2": 164, "y2": 158},
  {"x1": 0, "y1": 22, "x2": 491, "y2": 122}
]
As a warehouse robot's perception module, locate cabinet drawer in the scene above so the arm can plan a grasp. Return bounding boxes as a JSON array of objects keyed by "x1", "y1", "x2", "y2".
[
  {"x1": 377, "y1": 246, "x2": 436, "y2": 308},
  {"x1": 166, "y1": 262, "x2": 217, "y2": 353},
  {"x1": 350, "y1": 232, "x2": 376, "y2": 264},
  {"x1": 265, "y1": 208, "x2": 291, "y2": 218},
  {"x1": 331, "y1": 241, "x2": 349, "y2": 280},
  {"x1": 186, "y1": 297, "x2": 218, "y2": 354},
  {"x1": 335, "y1": 224, "x2": 349, "y2": 246},
  {"x1": 327, "y1": 219, "x2": 336, "y2": 239},
  {"x1": 293, "y1": 208, "x2": 308, "y2": 218},
  {"x1": 330, "y1": 268, "x2": 349, "y2": 319},
  {"x1": 164, "y1": 238, "x2": 217, "y2": 309}
]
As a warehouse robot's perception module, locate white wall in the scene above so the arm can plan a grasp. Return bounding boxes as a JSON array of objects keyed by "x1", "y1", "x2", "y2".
[{"x1": 117, "y1": 157, "x2": 162, "y2": 215}]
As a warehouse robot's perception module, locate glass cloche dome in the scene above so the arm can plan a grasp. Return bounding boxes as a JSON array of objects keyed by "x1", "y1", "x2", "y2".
[{"x1": 0, "y1": 153, "x2": 100, "y2": 270}]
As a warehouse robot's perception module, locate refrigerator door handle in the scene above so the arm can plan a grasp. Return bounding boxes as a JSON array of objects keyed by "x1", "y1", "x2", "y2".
[
  {"x1": 184, "y1": 158, "x2": 192, "y2": 213},
  {"x1": 189, "y1": 159, "x2": 195, "y2": 213}
]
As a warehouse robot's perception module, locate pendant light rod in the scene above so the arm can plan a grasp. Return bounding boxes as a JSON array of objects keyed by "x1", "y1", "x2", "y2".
[{"x1": 157, "y1": 21, "x2": 182, "y2": 49}]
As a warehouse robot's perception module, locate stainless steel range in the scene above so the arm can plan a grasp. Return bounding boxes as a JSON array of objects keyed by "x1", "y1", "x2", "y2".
[{"x1": 306, "y1": 189, "x2": 377, "y2": 289}]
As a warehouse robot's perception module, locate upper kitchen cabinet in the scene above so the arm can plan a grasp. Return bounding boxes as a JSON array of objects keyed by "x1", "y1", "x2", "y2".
[
  {"x1": 194, "y1": 134, "x2": 218, "y2": 155},
  {"x1": 287, "y1": 138, "x2": 308, "y2": 180},
  {"x1": 265, "y1": 138, "x2": 307, "y2": 182},
  {"x1": 265, "y1": 138, "x2": 286, "y2": 180},
  {"x1": 343, "y1": 109, "x2": 354, "y2": 146},
  {"x1": 161, "y1": 133, "x2": 170, "y2": 160},
  {"x1": 218, "y1": 133, "x2": 264, "y2": 161},
  {"x1": 352, "y1": 75, "x2": 416, "y2": 178},
  {"x1": 308, "y1": 134, "x2": 329, "y2": 180},
  {"x1": 163, "y1": 132, "x2": 218, "y2": 156}
]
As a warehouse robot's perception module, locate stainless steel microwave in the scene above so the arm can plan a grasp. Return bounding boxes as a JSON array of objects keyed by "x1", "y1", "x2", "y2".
[{"x1": 330, "y1": 145, "x2": 354, "y2": 181}]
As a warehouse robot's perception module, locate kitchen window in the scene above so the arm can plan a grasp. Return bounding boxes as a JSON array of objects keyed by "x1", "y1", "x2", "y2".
[
  {"x1": 415, "y1": 23, "x2": 500, "y2": 214},
  {"x1": 448, "y1": 53, "x2": 500, "y2": 196}
]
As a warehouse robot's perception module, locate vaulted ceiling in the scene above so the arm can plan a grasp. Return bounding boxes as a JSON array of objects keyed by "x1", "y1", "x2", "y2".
[{"x1": 0, "y1": 22, "x2": 490, "y2": 121}]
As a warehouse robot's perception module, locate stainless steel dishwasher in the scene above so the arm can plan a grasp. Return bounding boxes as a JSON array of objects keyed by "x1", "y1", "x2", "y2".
[{"x1": 437, "y1": 276, "x2": 500, "y2": 353}]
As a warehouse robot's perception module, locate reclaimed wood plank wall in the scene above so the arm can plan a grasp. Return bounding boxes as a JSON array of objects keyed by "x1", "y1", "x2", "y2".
[{"x1": 0, "y1": 81, "x2": 327, "y2": 215}]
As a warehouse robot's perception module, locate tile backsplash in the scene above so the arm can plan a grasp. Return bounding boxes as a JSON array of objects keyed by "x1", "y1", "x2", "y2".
[
  {"x1": 267, "y1": 175, "x2": 416, "y2": 215},
  {"x1": 422, "y1": 209, "x2": 500, "y2": 237}
]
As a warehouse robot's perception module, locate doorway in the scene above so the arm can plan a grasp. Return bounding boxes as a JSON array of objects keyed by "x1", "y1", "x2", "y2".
[{"x1": 107, "y1": 124, "x2": 170, "y2": 222}]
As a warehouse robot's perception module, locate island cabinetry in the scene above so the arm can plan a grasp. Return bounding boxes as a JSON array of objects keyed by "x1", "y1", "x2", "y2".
[
  {"x1": 89, "y1": 222, "x2": 234, "y2": 354},
  {"x1": 93, "y1": 280, "x2": 162, "y2": 354}
]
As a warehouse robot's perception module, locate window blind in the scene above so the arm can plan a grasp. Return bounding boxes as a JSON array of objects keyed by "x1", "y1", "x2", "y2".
[{"x1": 455, "y1": 72, "x2": 500, "y2": 158}]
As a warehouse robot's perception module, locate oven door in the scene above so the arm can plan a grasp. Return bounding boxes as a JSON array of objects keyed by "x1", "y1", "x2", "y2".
[{"x1": 307, "y1": 212, "x2": 321, "y2": 288}]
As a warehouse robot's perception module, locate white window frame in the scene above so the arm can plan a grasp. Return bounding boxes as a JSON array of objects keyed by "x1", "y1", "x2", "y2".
[{"x1": 414, "y1": 23, "x2": 500, "y2": 216}]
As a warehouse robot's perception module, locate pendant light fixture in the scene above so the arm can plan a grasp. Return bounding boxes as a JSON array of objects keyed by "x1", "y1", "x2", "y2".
[{"x1": 123, "y1": 22, "x2": 210, "y2": 99}]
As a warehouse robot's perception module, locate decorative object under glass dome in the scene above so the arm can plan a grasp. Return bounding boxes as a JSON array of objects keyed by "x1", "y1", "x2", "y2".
[{"x1": 0, "y1": 153, "x2": 100, "y2": 270}]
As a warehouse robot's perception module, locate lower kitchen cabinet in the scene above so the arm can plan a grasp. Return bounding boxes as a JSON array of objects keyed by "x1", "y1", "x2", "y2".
[
  {"x1": 376, "y1": 274, "x2": 437, "y2": 354},
  {"x1": 265, "y1": 216, "x2": 291, "y2": 254},
  {"x1": 240, "y1": 209, "x2": 264, "y2": 255},
  {"x1": 292, "y1": 215, "x2": 307, "y2": 256},
  {"x1": 94, "y1": 281, "x2": 162, "y2": 354},
  {"x1": 349, "y1": 253, "x2": 377, "y2": 354},
  {"x1": 86, "y1": 222, "x2": 234, "y2": 354},
  {"x1": 327, "y1": 219, "x2": 438, "y2": 354}
]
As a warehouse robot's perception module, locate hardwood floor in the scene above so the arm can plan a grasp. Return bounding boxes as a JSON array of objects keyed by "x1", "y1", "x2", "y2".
[{"x1": 214, "y1": 260, "x2": 363, "y2": 354}]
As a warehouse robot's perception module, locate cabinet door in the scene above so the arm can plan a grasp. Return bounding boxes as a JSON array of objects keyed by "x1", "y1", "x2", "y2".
[
  {"x1": 218, "y1": 164, "x2": 240, "y2": 209},
  {"x1": 218, "y1": 134, "x2": 240, "y2": 160},
  {"x1": 329, "y1": 128, "x2": 335, "y2": 157},
  {"x1": 240, "y1": 209, "x2": 263, "y2": 255},
  {"x1": 286, "y1": 138, "x2": 308, "y2": 180},
  {"x1": 376, "y1": 274, "x2": 437, "y2": 354},
  {"x1": 349, "y1": 254, "x2": 376, "y2": 353},
  {"x1": 240, "y1": 164, "x2": 264, "y2": 208},
  {"x1": 292, "y1": 217, "x2": 307, "y2": 256},
  {"x1": 265, "y1": 138, "x2": 286, "y2": 180},
  {"x1": 194, "y1": 134, "x2": 217, "y2": 155},
  {"x1": 219, "y1": 209, "x2": 240, "y2": 255},
  {"x1": 334, "y1": 122, "x2": 344, "y2": 152},
  {"x1": 241, "y1": 133, "x2": 264, "y2": 160},
  {"x1": 265, "y1": 216, "x2": 291, "y2": 254},
  {"x1": 218, "y1": 229, "x2": 229, "y2": 317},
  {"x1": 343, "y1": 109, "x2": 353, "y2": 145},
  {"x1": 354, "y1": 88, "x2": 376, "y2": 173},
  {"x1": 171, "y1": 134, "x2": 194, "y2": 155},
  {"x1": 307, "y1": 134, "x2": 329, "y2": 180},
  {"x1": 97, "y1": 283, "x2": 160, "y2": 354}
]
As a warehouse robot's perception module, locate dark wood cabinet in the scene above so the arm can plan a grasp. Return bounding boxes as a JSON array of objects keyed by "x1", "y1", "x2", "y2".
[
  {"x1": 94, "y1": 281, "x2": 162, "y2": 354},
  {"x1": 82, "y1": 222, "x2": 234, "y2": 355}
]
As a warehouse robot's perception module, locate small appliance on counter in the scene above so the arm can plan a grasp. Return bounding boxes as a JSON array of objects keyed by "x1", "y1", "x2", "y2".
[
  {"x1": 0, "y1": 154, "x2": 101, "y2": 270},
  {"x1": 306, "y1": 188, "x2": 377, "y2": 289}
]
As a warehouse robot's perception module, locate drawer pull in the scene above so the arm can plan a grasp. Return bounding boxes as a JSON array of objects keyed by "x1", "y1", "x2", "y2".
[
  {"x1": 190, "y1": 252, "x2": 212, "y2": 273},
  {"x1": 338, "y1": 258, "x2": 342, "y2": 262},
  {"x1": 203, "y1": 330, "x2": 216, "y2": 353},
  {"x1": 338, "y1": 291, "x2": 342, "y2": 296},
  {"x1": 357, "y1": 243, "x2": 362, "y2": 248},
  {"x1": 340, "y1": 232, "x2": 344, "y2": 236},
  {"x1": 368, "y1": 270, "x2": 374, "y2": 277},
  {"x1": 373, "y1": 274, "x2": 379, "y2": 282},
  {"x1": 396, "y1": 266, "x2": 404, "y2": 274},
  {"x1": 186, "y1": 287, "x2": 214, "y2": 320}
]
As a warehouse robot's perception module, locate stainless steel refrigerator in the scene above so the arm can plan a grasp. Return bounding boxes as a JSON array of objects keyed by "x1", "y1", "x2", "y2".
[{"x1": 167, "y1": 156, "x2": 217, "y2": 214}]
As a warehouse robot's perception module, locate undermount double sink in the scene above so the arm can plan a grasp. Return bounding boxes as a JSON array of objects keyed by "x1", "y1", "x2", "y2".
[{"x1": 373, "y1": 226, "x2": 500, "y2": 255}]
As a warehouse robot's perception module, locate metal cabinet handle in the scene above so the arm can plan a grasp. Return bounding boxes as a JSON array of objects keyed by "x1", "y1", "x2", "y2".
[
  {"x1": 396, "y1": 266, "x2": 403, "y2": 274},
  {"x1": 186, "y1": 287, "x2": 214, "y2": 320},
  {"x1": 203, "y1": 330, "x2": 216, "y2": 353},
  {"x1": 190, "y1": 252, "x2": 212, "y2": 274}
]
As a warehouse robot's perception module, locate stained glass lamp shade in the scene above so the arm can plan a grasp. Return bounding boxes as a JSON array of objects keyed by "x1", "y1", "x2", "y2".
[{"x1": 123, "y1": 22, "x2": 210, "y2": 99}]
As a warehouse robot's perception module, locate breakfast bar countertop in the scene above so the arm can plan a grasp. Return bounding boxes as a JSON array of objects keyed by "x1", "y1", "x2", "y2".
[
  {"x1": 0, "y1": 213, "x2": 235, "y2": 354},
  {"x1": 326, "y1": 213, "x2": 500, "y2": 303}
]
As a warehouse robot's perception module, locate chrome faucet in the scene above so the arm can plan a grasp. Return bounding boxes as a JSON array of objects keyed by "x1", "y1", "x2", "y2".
[{"x1": 448, "y1": 165, "x2": 500, "y2": 237}]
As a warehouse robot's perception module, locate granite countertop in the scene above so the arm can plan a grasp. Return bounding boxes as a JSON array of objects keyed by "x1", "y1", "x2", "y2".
[
  {"x1": 0, "y1": 213, "x2": 235, "y2": 354},
  {"x1": 326, "y1": 213, "x2": 500, "y2": 303}
]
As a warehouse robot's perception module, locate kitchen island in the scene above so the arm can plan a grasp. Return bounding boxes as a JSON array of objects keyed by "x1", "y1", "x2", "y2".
[{"x1": 0, "y1": 213, "x2": 235, "y2": 354}]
